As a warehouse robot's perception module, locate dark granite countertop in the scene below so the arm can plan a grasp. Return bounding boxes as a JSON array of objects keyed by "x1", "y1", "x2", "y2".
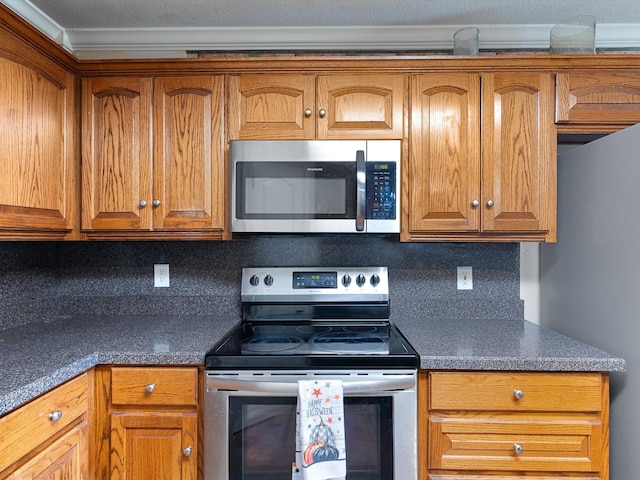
[{"x1": 0, "y1": 315, "x2": 625, "y2": 416}]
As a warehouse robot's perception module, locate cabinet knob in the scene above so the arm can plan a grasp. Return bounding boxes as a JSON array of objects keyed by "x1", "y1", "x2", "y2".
[
  {"x1": 49, "y1": 410, "x2": 63, "y2": 422},
  {"x1": 487, "y1": 200, "x2": 494, "y2": 207},
  {"x1": 318, "y1": 109, "x2": 327, "y2": 118},
  {"x1": 513, "y1": 443, "x2": 524, "y2": 454},
  {"x1": 139, "y1": 200, "x2": 147, "y2": 207},
  {"x1": 471, "y1": 199, "x2": 479, "y2": 207},
  {"x1": 304, "y1": 108, "x2": 312, "y2": 117},
  {"x1": 183, "y1": 446, "x2": 192, "y2": 457},
  {"x1": 514, "y1": 389, "x2": 524, "y2": 400},
  {"x1": 152, "y1": 199, "x2": 161, "y2": 207},
  {"x1": 145, "y1": 383, "x2": 155, "y2": 393}
]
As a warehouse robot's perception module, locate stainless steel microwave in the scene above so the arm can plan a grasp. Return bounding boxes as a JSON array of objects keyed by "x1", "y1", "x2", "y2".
[{"x1": 230, "y1": 140, "x2": 401, "y2": 234}]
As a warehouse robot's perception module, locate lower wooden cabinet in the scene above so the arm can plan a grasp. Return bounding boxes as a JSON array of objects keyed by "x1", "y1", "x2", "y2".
[
  {"x1": 0, "y1": 372, "x2": 91, "y2": 480},
  {"x1": 100, "y1": 366, "x2": 200, "y2": 480},
  {"x1": 422, "y1": 371, "x2": 609, "y2": 480}
]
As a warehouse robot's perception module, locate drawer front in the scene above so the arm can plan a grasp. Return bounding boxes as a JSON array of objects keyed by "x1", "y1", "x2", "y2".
[
  {"x1": 111, "y1": 367, "x2": 198, "y2": 406},
  {"x1": 430, "y1": 372, "x2": 602, "y2": 412},
  {"x1": 428, "y1": 475, "x2": 602, "y2": 480},
  {"x1": 429, "y1": 414, "x2": 604, "y2": 473},
  {"x1": 0, "y1": 372, "x2": 89, "y2": 473}
]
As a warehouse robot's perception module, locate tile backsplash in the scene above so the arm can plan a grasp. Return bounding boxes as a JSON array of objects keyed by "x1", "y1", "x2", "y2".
[{"x1": 0, "y1": 237, "x2": 523, "y2": 330}]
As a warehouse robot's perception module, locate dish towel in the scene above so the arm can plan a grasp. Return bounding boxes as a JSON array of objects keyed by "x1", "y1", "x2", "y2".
[{"x1": 296, "y1": 379, "x2": 346, "y2": 480}]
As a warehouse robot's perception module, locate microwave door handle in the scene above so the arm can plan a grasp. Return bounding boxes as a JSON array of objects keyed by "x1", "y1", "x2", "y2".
[
  {"x1": 207, "y1": 375, "x2": 415, "y2": 394},
  {"x1": 356, "y1": 150, "x2": 366, "y2": 232}
]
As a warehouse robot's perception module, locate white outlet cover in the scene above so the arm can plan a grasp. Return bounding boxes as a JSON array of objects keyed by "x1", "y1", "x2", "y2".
[{"x1": 457, "y1": 266, "x2": 473, "y2": 290}]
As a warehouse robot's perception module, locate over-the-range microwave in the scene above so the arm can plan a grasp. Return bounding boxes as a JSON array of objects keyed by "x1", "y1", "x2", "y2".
[{"x1": 230, "y1": 139, "x2": 400, "y2": 234}]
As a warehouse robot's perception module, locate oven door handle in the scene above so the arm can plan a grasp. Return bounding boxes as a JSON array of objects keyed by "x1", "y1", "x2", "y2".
[{"x1": 207, "y1": 375, "x2": 415, "y2": 394}]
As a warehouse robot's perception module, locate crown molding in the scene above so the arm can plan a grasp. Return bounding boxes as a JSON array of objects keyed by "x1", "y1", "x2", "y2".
[{"x1": 4, "y1": 0, "x2": 640, "y2": 59}]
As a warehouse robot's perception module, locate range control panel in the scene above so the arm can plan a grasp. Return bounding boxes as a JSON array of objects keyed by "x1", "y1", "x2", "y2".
[{"x1": 241, "y1": 266, "x2": 388, "y2": 302}]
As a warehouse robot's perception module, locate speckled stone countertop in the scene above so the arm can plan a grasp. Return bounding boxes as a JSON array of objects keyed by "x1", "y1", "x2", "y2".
[{"x1": 0, "y1": 315, "x2": 625, "y2": 416}]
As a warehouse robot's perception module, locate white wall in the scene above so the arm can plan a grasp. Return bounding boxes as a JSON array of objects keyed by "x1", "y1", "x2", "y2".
[{"x1": 520, "y1": 242, "x2": 540, "y2": 324}]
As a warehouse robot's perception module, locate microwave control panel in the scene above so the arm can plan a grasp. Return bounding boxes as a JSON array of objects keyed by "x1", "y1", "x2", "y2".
[{"x1": 366, "y1": 162, "x2": 396, "y2": 220}]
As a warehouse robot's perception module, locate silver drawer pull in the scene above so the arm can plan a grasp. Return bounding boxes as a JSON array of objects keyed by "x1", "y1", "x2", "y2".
[
  {"x1": 514, "y1": 389, "x2": 524, "y2": 400},
  {"x1": 183, "y1": 446, "x2": 192, "y2": 457},
  {"x1": 145, "y1": 383, "x2": 155, "y2": 393},
  {"x1": 513, "y1": 443, "x2": 524, "y2": 454},
  {"x1": 49, "y1": 410, "x2": 63, "y2": 422}
]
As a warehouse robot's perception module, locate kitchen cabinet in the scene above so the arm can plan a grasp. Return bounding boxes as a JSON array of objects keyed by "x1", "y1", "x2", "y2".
[
  {"x1": 107, "y1": 366, "x2": 199, "y2": 480},
  {"x1": 0, "y1": 372, "x2": 91, "y2": 479},
  {"x1": 0, "y1": 26, "x2": 77, "y2": 239},
  {"x1": 82, "y1": 75, "x2": 225, "y2": 239},
  {"x1": 227, "y1": 73, "x2": 404, "y2": 140},
  {"x1": 423, "y1": 371, "x2": 608, "y2": 480},
  {"x1": 406, "y1": 72, "x2": 556, "y2": 242},
  {"x1": 556, "y1": 71, "x2": 640, "y2": 133}
]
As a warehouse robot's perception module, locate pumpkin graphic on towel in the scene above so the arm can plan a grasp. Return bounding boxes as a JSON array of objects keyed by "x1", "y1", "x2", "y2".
[{"x1": 303, "y1": 417, "x2": 340, "y2": 465}]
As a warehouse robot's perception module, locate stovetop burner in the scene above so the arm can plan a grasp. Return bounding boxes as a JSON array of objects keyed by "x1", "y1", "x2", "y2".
[{"x1": 204, "y1": 267, "x2": 418, "y2": 370}]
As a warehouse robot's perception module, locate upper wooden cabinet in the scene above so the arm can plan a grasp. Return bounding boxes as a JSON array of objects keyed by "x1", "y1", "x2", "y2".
[
  {"x1": 0, "y1": 34, "x2": 76, "y2": 239},
  {"x1": 406, "y1": 72, "x2": 556, "y2": 242},
  {"x1": 227, "y1": 73, "x2": 405, "y2": 140},
  {"x1": 556, "y1": 71, "x2": 640, "y2": 133},
  {"x1": 82, "y1": 75, "x2": 225, "y2": 239}
]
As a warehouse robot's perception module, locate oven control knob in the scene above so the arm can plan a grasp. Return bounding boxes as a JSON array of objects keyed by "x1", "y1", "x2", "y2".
[
  {"x1": 370, "y1": 274, "x2": 380, "y2": 287},
  {"x1": 264, "y1": 274, "x2": 274, "y2": 286},
  {"x1": 342, "y1": 274, "x2": 352, "y2": 287},
  {"x1": 249, "y1": 275, "x2": 260, "y2": 286},
  {"x1": 356, "y1": 274, "x2": 366, "y2": 287}
]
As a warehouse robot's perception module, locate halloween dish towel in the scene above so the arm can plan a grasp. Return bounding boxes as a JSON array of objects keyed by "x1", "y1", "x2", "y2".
[{"x1": 296, "y1": 379, "x2": 346, "y2": 480}]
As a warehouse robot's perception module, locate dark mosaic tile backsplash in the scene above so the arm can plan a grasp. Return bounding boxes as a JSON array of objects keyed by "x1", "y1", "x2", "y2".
[{"x1": 0, "y1": 237, "x2": 523, "y2": 330}]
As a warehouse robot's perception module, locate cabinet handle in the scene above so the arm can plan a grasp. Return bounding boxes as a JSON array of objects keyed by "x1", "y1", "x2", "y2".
[
  {"x1": 514, "y1": 389, "x2": 524, "y2": 400},
  {"x1": 513, "y1": 443, "x2": 524, "y2": 454},
  {"x1": 139, "y1": 200, "x2": 147, "y2": 207},
  {"x1": 145, "y1": 383, "x2": 155, "y2": 393},
  {"x1": 152, "y1": 199, "x2": 161, "y2": 207},
  {"x1": 183, "y1": 446, "x2": 192, "y2": 457},
  {"x1": 471, "y1": 199, "x2": 479, "y2": 207},
  {"x1": 49, "y1": 410, "x2": 63, "y2": 422},
  {"x1": 318, "y1": 109, "x2": 327, "y2": 118},
  {"x1": 487, "y1": 200, "x2": 494, "y2": 207},
  {"x1": 304, "y1": 108, "x2": 312, "y2": 117}
]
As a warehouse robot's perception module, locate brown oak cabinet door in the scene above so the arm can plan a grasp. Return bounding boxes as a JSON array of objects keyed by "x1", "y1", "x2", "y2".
[
  {"x1": 316, "y1": 74, "x2": 404, "y2": 139},
  {"x1": 409, "y1": 73, "x2": 481, "y2": 233},
  {"x1": 110, "y1": 412, "x2": 197, "y2": 480},
  {"x1": 227, "y1": 74, "x2": 315, "y2": 140},
  {"x1": 153, "y1": 76, "x2": 225, "y2": 231},
  {"x1": 0, "y1": 54, "x2": 75, "y2": 236},
  {"x1": 482, "y1": 72, "x2": 556, "y2": 238},
  {"x1": 82, "y1": 76, "x2": 153, "y2": 231}
]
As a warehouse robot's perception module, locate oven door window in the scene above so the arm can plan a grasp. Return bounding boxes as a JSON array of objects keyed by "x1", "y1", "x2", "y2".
[
  {"x1": 229, "y1": 396, "x2": 393, "y2": 480},
  {"x1": 236, "y1": 162, "x2": 357, "y2": 219}
]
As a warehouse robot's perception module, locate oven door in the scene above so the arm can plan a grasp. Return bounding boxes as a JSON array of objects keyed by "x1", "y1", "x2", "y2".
[{"x1": 204, "y1": 370, "x2": 417, "y2": 480}]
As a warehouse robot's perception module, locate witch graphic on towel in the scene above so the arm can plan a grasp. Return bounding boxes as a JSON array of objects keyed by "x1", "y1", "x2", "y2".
[{"x1": 303, "y1": 416, "x2": 340, "y2": 465}]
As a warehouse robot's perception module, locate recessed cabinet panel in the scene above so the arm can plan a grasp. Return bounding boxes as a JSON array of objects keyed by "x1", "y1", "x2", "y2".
[
  {"x1": 82, "y1": 77, "x2": 152, "y2": 231},
  {"x1": 0, "y1": 55, "x2": 74, "y2": 236},
  {"x1": 409, "y1": 73, "x2": 481, "y2": 232}
]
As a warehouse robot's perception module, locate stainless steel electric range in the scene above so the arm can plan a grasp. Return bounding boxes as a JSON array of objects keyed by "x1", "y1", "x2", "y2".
[{"x1": 204, "y1": 267, "x2": 419, "y2": 480}]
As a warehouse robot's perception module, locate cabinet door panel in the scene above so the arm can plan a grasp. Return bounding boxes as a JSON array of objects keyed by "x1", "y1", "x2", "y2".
[
  {"x1": 153, "y1": 76, "x2": 224, "y2": 231},
  {"x1": 228, "y1": 74, "x2": 315, "y2": 139},
  {"x1": 409, "y1": 73, "x2": 481, "y2": 232},
  {"x1": 482, "y1": 73, "x2": 556, "y2": 237},
  {"x1": 82, "y1": 77, "x2": 152, "y2": 231},
  {"x1": 111, "y1": 412, "x2": 197, "y2": 480},
  {"x1": 0, "y1": 56, "x2": 74, "y2": 234},
  {"x1": 317, "y1": 74, "x2": 404, "y2": 139}
]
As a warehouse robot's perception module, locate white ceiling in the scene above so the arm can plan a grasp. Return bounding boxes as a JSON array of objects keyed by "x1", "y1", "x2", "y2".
[{"x1": 4, "y1": 0, "x2": 640, "y2": 58}]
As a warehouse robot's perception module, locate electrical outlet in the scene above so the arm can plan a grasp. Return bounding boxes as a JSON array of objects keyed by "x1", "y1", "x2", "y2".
[
  {"x1": 457, "y1": 266, "x2": 473, "y2": 290},
  {"x1": 154, "y1": 264, "x2": 170, "y2": 287}
]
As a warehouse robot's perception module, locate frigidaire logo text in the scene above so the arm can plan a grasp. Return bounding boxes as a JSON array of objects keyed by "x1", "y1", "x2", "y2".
[{"x1": 306, "y1": 167, "x2": 323, "y2": 172}]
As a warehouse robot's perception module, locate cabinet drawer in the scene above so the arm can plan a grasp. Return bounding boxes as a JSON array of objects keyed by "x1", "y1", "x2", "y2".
[
  {"x1": 429, "y1": 414, "x2": 604, "y2": 473},
  {"x1": 429, "y1": 372, "x2": 602, "y2": 412},
  {"x1": 111, "y1": 367, "x2": 198, "y2": 406},
  {"x1": 0, "y1": 372, "x2": 89, "y2": 472},
  {"x1": 428, "y1": 475, "x2": 601, "y2": 480}
]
